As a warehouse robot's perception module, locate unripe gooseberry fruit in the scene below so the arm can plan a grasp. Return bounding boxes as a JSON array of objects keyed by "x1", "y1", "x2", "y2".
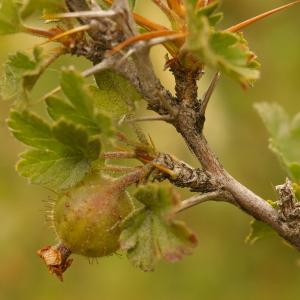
[{"x1": 53, "y1": 175, "x2": 133, "y2": 258}]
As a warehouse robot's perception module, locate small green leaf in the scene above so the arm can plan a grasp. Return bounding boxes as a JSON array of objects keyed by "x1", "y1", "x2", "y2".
[
  {"x1": 89, "y1": 86, "x2": 129, "y2": 119},
  {"x1": 8, "y1": 110, "x2": 101, "y2": 191},
  {"x1": 17, "y1": 149, "x2": 91, "y2": 191},
  {"x1": 120, "y1": 184, "x2": 197, "y2": 272},
  {"x1": 21, "y1": 0, "x2": 64, "y2": 18},
  {"x1": 93, "y1": 70, "x2": 143, "y2": 117},
  {"x1": 46, "y1": 69, "x2": 113, "y2": 136},
  {"x1": 0, "y1": 0, "x2": 23, "y2": 35},
  {"x1": 184, "y1": 0, "x2": 260, "y2": 86},
  {"x1": 255, "y1": 102, "x2": 300, "y2": 181},
  {"x1": 245, "y1": 219, "x2": 276, "y2": 245},
  {"x1": 0, "y1": 47, "x2": 44, "y2": 101}
]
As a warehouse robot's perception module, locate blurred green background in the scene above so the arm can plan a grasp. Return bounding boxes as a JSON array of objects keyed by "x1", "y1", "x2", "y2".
[{"x1": 1, "y1": 1, "x2": 300, "y2": 299}]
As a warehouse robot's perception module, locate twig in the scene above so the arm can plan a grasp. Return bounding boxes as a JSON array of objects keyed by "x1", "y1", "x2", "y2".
[
  {"x1": 177, "y1": 191, "x2": 226, "y2": 213},
  {"x1": 63, "y1": 0, "x2": 300, "y2": 251}
]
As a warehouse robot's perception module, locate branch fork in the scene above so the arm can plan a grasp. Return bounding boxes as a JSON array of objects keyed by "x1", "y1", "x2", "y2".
[{"x1": 64, "y1": 0, "x2": 300, "y2": 251}]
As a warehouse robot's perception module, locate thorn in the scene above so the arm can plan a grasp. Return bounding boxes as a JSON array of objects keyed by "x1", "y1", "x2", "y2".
[
  {"x1": 148, "y1": 134, "x2": 157, "y2": 152},
  {"x1": 22, "y1": 25, "x2": 55, "y2": 38},
  {"x1": 152, "y1": 0, "x2": 182, "y2": 24},
  {"x1": 200, "y1": 72, "x2": 220, "y2": 116},
  {"x1": 42, "y1": 86, "x2": 61, "y2": 101},
  {"x1": 103, "y1": 0, "x2": 169, "y2": 31},
  {"x1": 109, "y1": 30, "x2": 178, "y2": 55},
  {"x1": 166, "y1": 0, "x2": 185, "y2": 17},
  {"x1": 226, "y1": 0, "x2": 300, "y2": 33},
  {"x1": 39, "y1": 24, "x2": 90, "y2": 46},
  {"x1": 125, "y1": 115, "x2": 173, "y2": 123},
  {"x1": 151, "y1": 162, "x2": 176, "y2": 177},
  {"x1": 43, "y1": 10, "x2": 116, "y2": 20},
  {"x1": 107, "y1": 220, "x2": 121, "y2": 232}
]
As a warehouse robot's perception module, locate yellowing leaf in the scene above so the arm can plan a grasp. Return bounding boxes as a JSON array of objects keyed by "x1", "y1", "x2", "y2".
[{"x1": 120, "y1": 184, "x2": 197, "y2": 272}]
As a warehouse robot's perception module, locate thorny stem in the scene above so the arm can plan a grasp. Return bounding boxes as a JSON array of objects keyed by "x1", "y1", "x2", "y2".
[{"x1": 64, "y1": 0, "x2": 300, "y2": 250}]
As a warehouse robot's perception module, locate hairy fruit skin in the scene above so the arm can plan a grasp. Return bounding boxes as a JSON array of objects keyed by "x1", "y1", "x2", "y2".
[{"x1": 54, "y1": 176, "x2": 133, "y2": 257}]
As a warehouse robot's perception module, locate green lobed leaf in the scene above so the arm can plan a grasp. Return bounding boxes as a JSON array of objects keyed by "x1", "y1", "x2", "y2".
[
  {"x1": 245, "y1": 219, "x2": 276, "y2": 245},
  {"x1": 46, "y1": 69, "x2": 113, "y2": 137},
  {"x1": 120, "y1": 184, "x2": 198, "y2": 272},
  {"x1": 255, "y1": 102, "x2": 300, "y2": 181},
  {"x1": 7, "y1": 110, "x2": 61, "y2": 151},
  {"x1": 0, "y1": 0, "x2": 23, "y2": 35},
  {"x1": 184, "y1": 0, "x2": 259, "y2": 86},
  {"x1": 8, "y1": 110, "x2": 101, "y2": 191},
  {"x1": 0, "y1": 47, "x2": 44, "y2": 101}
]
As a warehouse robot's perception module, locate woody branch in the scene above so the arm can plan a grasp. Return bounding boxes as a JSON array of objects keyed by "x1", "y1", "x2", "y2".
[{"x1": 65, "y1": 0, "x2": 300, "y2": 251}]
